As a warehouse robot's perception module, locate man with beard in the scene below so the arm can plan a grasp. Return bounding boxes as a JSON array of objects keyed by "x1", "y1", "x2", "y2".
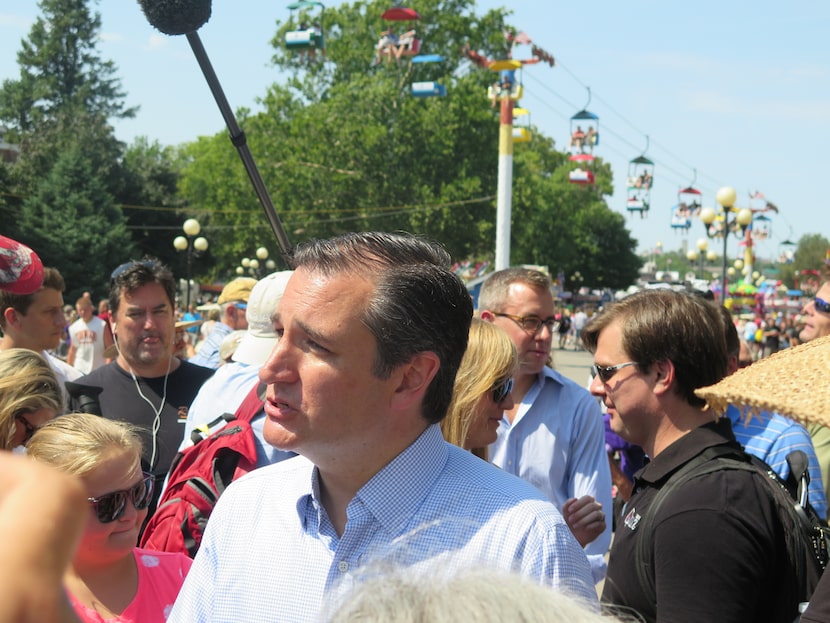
[{"x1": 67, "y1": 259, "x2": 214, "y2": 514}]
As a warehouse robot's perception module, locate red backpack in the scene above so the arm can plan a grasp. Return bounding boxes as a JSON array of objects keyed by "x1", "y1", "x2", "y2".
[{"x1": 140, "y1": 383, "x2": 265, "y2": 558}]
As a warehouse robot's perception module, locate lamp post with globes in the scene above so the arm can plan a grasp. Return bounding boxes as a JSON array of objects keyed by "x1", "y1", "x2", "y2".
[
  {"x1": 173, "y1": 218, "x2": 208, "y2": 310},
  {"x1": 237, "y1": 246, "x2": 276, "y2": 279},
  {"x1": 699, "y1": 187, "x2": 753, "y2": 301}
]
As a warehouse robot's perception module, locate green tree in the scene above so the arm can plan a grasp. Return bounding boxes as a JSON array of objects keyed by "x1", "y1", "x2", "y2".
[
  {"x1": 177, "y1": 0, "x2": 641, "y2": 286},
  {"x1": 15, "y1": 146, "x2": 133, "y2": 301},
  {"x1": 0, "y1": 0, "x2": 136, "y2": 134},
  {"x1": 778, "y1": 233, "x2": 830, "y2": 289}
]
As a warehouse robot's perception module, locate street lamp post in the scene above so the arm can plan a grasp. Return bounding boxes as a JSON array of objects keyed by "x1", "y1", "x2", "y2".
[
  {"x1": 699, "y1": 187, "x2": 753, "y2": 302},
  {"x1": 173, "y1": 218, "x2": 208, "y2": 310},
  {"x1": 238, "y1": 246, "x2": 276, "y2": 279}
]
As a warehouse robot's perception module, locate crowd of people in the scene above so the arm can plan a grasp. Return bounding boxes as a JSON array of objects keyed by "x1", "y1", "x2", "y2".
[{"x1": 1, "y1": 230, "x2": 829, "y2": 622}]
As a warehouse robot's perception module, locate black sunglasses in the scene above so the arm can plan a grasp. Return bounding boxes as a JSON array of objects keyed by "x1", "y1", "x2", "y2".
[
  {"x1": 88, "y1": 473, "x2": 154, "y2": 523},
  {"x1": 14, "y1": 414, "x2": 39, "y2": 445},
  {"x1": 591, "y1": 361, "x2": 640, "y2": 384},
  {"x1": 110, "y1": 260, "x2": 160, "y2": 286},
  {"x1": 491, "y1": 377, "x2": 514, "y2": 404},
  {"x1": 815, "y1": 297, "x2": 830, "y2": 314}
]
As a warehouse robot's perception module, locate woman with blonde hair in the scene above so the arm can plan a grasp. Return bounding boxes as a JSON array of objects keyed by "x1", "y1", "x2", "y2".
[
  {"x1": 0, "y1": 348, "x2": 62, "y2": 450},
  {"x1": 28, "y1": 413, "x2": 192, "y2": 622},
  {"x1": 441, "y1": 318, "x2": 518, "y2": 459}
]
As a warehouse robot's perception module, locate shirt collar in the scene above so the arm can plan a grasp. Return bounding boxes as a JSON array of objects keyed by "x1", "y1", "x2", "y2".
[
  {"x1": 300, "y1": 425, "x2": 449, "y2": 535},
  {"x1": 636, "y1": 417, "x2": 739, "y2": 486}
]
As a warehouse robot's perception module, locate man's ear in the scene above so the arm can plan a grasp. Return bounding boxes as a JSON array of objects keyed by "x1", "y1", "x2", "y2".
[
  {"x1": 479, "y1": 309, "x2": 495, "y2": 323},
  {"x1": 652, "y1": 359, "x2": 675, "y2": 396},
  {"x1": 389, "y1": 351, "x2": 441, "y2": 412},
  {"x1": 3, "y1": 307, "x2": 19, "y2": 329}
]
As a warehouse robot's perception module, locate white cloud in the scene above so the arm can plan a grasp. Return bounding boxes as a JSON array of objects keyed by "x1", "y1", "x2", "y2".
[
  {"x1": 99, "y1": 31, "x2": 124, "y2": 44},
  {"x1": 0, "y1": 13, "x2": 31, "y2": 30},
  {"x1": 146, "y1": 34, "x2": 167, "y2": 51}
]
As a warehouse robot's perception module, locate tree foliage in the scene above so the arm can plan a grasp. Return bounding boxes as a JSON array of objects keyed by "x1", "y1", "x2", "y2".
[
  {"x1": 15, "y1": 145, "x2": 132, "y2": 301},
  {"x1": 777, "y1": 233, "x2": 830, "y2": 289},
  {"x1": 178, "y1": 0, "x2": 641, "y2": 289},
  {"x1": 0, "y1": 0, "x2": 136, "y2": 135}
]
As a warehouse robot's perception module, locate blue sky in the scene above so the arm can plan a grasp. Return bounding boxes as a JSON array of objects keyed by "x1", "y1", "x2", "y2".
[{"x1": 2, "y1": 0, "x2": 828, "y2": 262}]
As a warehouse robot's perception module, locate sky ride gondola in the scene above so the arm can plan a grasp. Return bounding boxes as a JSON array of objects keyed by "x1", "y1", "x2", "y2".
[
  {"x1": 671, "y1": 170, "x2": 703, "y2": 233},
  {"x1": 285, "y1": 1, "x2": 325, "y2": 58},
  {"x1": 410, "y1": 54, "x2": 447, "y2": 97},
  {"x1": 512, "y1": 107, "x2": 531, "y2": 143},
  {"x1": 568, "y1": 88, "x2": 599, "y2": 155},
  {"x1": 375, "y1": 4, "x2": 421, "y2": 64},
  {"x1": 626, "y1": 137, "x2": 654, "y2": 218}
]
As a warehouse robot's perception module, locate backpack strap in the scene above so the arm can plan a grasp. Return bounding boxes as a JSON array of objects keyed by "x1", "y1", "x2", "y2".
[
  {"x1": 234, "y1": 382, "x2": 266, "y2": 424},
  {"x1": 634, "y1": 445, "x2": 749, "y2": 606},
  {"x1": 189, "y1": 382, "x2": 265, "y2": 445}
]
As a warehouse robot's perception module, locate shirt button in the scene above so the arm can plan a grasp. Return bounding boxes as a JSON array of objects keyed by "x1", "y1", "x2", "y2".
[{"x1": 338, "y1": 561, "x2": 349, "y2": 572}]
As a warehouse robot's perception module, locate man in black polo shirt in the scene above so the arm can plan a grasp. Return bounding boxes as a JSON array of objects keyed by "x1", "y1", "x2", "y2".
[{"x1": 582, "y1": 289, "x2": 799, "y2": 623}]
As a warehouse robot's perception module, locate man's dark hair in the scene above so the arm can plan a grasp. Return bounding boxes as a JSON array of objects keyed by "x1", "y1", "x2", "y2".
[
  {"x1": 717, "y1": 304, "x2": 740, "y2": 360},
  {"x1": 582, "y1": 289, "x2": 727, "y2": 408},
  {"x1": 108, "y1": 259, "x2": 176, "y2": 317},
  {"x1": 291, "y1": 232, "x2": 473, "y2": 424},
  {"x1": 0, "y1": 267, "x2": 65, "y2": 329}
]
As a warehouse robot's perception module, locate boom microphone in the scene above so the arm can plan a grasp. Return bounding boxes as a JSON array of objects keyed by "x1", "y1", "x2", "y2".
[
  {"x1": 136, "y1": 0, "x2": 211, "y2": 35},
  {"x1": 137, "y1": 0, "x2": 293, "y2": 263}
]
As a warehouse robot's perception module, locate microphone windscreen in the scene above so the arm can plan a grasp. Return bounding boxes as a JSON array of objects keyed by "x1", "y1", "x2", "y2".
[{"x1": 137, "y1": 0, "x2": 212, "y2": 36}]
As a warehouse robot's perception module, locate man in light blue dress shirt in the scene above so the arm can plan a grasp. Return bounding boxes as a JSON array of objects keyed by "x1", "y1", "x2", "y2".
[
  {"x1": 169, "y1": 233, "x2": 596, "y2": 623},
  {"x1": 479, "y1": 268, "x2": 613, "y2": 584}
]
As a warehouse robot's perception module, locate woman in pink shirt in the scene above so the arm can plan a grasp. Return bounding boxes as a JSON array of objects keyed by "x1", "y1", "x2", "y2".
[{"x1": 28, "y1": 413, "x2": 192, "y2": 622}]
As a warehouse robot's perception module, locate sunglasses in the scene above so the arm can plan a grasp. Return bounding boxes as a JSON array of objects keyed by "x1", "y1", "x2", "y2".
[
  {"x1": 110, "y1": 260, "x2": 160, "y2": 286},
  {"x1": 492, "y1": 312, "x2": 558, "y2": 334},
  {"x1": 591, "y1": 361, "x2": 640, "y2": 384},
  {"x1": 87, "y1": 473, "x2": 154, "y2": 524},
  {"x1": 491, "y1": 377, "x2": 514, "y2": 404},
  {"x1": 814, "y1": 297, "x2": 830, "y2": 314},
  {"x1": 14, "y1": 414, "x2": 40, "y2": 445}
]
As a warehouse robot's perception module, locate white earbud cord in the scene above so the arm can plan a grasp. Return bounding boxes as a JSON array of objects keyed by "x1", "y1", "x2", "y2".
[{"x1": 113, "y1": 331, "x2": 171, "y2": 471}]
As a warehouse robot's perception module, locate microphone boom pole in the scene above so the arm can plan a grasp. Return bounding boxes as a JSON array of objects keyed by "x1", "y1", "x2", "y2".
[{"x1": 184, "y1": 31, "x2": 293, "y2": 264}]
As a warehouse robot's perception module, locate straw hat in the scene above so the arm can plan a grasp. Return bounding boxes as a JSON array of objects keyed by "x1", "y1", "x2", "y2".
[{"x1": 695, "y1": 334, "x2": 830, "y2": 427}]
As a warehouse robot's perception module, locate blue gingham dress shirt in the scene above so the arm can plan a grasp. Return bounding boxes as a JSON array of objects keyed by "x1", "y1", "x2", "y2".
[{"x1": 168, "y1": 424, "x2": 596, "y2": 622}]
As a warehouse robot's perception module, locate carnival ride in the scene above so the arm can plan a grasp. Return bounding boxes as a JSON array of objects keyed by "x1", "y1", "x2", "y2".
[
  {"x1": 670, "y1": 171, "x2": 703, "y2": 233},
  {"x1": 375, "y1": 4, "x2": 446, "y2": 97},
  {"x1": 567, "y1": 88, "x2": 599, "y2": 185},
  {"x1": 285, "y1": 1, "x2": 325, "y2": 58},
  {"x1": 626, "y1": 137, "x2": 654, "y2": 217}
]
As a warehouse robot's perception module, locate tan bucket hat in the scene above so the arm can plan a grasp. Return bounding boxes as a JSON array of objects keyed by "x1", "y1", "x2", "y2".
[{"x1": 695, "y1": 334, "x2": 830, "y2": 427}]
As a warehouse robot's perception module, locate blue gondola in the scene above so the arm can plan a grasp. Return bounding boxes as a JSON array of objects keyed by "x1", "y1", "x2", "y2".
[{"x1": 410, "y1": 54, "x2": 446, "y2": 98}]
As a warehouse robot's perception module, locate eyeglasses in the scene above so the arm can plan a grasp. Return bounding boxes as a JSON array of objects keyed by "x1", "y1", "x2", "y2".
[
  {"x1": 110, "y1": 260, "x2": 160, "y2": 286},
  {"x1": 492, "y1": 313, "x2": 557, "y2": 334},
  {"x1": 591, "y1": 361, "x2": 640, "y2": 384},
  {"x1": 14, "y1": 414, "x2": 40, "y2": 445},
  {"x1": 491, "y1": 377, "x2": 514, "y2": 404},
  {"x1": 87, "y1": 473, "x2": 154, "y2": 524},
  {"x1": 814, "y1": 297, "x2": 830, "y2": 314}
]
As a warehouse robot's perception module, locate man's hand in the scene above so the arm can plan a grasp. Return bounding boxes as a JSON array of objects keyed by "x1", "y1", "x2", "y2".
[{"x1": 562, "y1": 495, "x2": 606, "y2": 548}]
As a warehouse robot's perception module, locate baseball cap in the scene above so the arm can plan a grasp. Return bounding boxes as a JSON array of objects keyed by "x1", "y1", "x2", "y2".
[
  {"x1": 0, "y1": 235, "x2": 44, "y2": 295},
  {"x1": 217, "y1": 277, "x2": 257, "y2": 306},
  {"x1": 232, "y1": 271, "x2": 293, "y2": 366}
]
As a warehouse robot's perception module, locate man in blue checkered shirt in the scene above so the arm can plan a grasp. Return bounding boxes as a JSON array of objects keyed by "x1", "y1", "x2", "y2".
[{"x1": 169, "y1": 232, "x2": 596, "y2": 623}]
